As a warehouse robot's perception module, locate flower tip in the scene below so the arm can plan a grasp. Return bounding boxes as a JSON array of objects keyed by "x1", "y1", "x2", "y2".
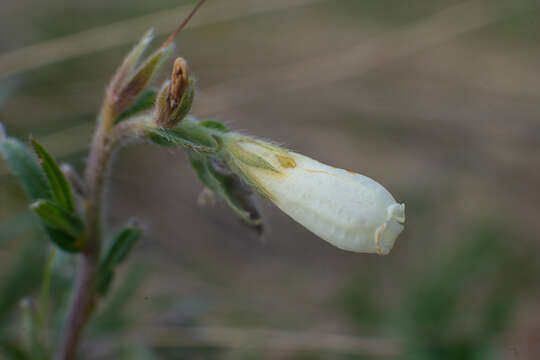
[
  {"x1": 388, "y1": 203, "x2": 405, "y2": 223},
  {"x1": 375, "y1": 203, "x2": 405, "y2": 255}
]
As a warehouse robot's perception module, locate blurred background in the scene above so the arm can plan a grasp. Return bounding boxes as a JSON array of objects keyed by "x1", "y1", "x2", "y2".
[{"x1": 1, "y1": 0, "x2": 540, "y2": 359}]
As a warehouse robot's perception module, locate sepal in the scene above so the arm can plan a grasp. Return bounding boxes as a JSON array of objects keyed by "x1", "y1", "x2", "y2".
[
  {"x1": 189, "y1": 151, "x2": 263, "y2": 232},
  {"x1": 116, "y1": 89, "x2": 157, "y2": 123},
  {"x1": 154, "y1": 58, "x2": 195, "y2": 128},
  {"x1": 145, "y1": 117, "x2": 221, "y2": 153},
  {"x1": 108, "y1": 29, "x2": 155, "y2": 97}
]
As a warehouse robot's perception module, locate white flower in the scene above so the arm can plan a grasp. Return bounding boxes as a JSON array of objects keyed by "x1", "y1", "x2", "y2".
[{"x1": 222, "y1": 134, "x2": 405, "y2": 255}]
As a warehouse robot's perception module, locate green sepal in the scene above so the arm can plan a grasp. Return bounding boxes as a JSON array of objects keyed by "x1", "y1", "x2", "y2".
[
  {"x1": 31, "y1": 139, "x2": 74, "y2": 211},
  {"x1": 189, "y1": 151, "x2": 262, "y2": 229},
  {"x1": 116, "y1": 89, "x2": 157, "y2": 123},
  {"x1": 115, "y1": 44, "x2": 174, "y2": 113},
  {"x1": 145, "y1": 117, "x2": 221, "y2": 153},
  {"x1": 168, "y1": 78, "x2": 195, "y2": 124},
  {"x1": 154, "y1": 78, "x2": 196, "y2": 128},
  {"x1": 0, "y1": 137, "x2": 51, "y2": 201},
  {"x1": 225, "y1": 141, "x2": 278, "y2": 173},
  {"x1": 200, "y1": 120, "x2": 229, "y2": 133},
  {"x1": 30, "y1": 200, "x2": 84, "y2": 242},
  {"x1": 109, "y1": 29, "x2": 155, "y2": 96},
  {"x1": 96, "y1": 224, "x2": 142, "y2": 296}
]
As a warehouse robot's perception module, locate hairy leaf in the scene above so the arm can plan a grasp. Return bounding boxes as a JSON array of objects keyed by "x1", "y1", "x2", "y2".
[
  {"x1": 96, "y1": 224, "x2": 142, "y2": 296},
  {"x1": 31, "y1": 139, "x2": 74, "y2": 211},
  {"x1": 30, "y1": 200, "x2": 84, "y2": 250},
  {"x1": 0, "y1": 138, "x2": 50, "y2": 201}
]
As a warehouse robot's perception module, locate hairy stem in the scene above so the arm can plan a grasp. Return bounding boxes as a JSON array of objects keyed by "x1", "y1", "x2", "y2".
[
  {"x1": 55, "y1": 112, "x2": 211, "y2": 359},
  {"x1": 56, "y1": 101, "x2": 116, "y2": 360}
]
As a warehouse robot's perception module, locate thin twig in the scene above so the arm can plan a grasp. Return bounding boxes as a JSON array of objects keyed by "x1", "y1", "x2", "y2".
[
  {"x1": 55, "y1": 252, "x2": 100, "y2": 360},
  {"x1": 162, "y1": 0, "x2": 207, "y2": 48}
]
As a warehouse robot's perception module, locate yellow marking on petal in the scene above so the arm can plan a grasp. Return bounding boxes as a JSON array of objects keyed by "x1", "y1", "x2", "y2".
[
  {"x1": 302, "y1": 168, "x2": 332, "y2": 175},
  {"x1": 302, "y1": 168, "x2": 357, "y2": 184},
  {"x1": 276, "y1": 155, "x2": 296, "y2": 168},
  {"x1": 375, "y1": 223, "x2": 386, "y2": 255}
]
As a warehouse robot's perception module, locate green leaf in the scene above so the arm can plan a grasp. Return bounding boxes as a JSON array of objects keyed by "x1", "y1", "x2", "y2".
[
  {"x1": 103, "y1": 226, "x2": 141, "y2": 266},
  {"x1": 96, "y1": 224, "x2": 142, "y2": 296},
  {"x1": 31, "y1": 139, "x2": 74, "y2": 211},
  {"x1": 44, "y1": 227, "x2": 83, "y2": 253},
  {"x1": 116, "y1": 88, "x2": 157, "y2": 123},
  {"x1": 0, "y1": 138, "x2": 50, "y2": 201},
  {"x1": 0, "y1": 137, "x2": 84, "y2": 252},
  {"x1": 30, "y1": 200, "x2": 83, "y2": 242},
  {"x1": 96, "y1": 271, "x2": 114, "y2": 298}
]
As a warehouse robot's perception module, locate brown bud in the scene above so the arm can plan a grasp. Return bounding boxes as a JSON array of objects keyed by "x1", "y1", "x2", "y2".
[
  {"x1": 168, "y1": 57, "x2": 189, "y2": 110},
  {"x1": 154, "y1": 58, "x2": 195, "y2": 128}
]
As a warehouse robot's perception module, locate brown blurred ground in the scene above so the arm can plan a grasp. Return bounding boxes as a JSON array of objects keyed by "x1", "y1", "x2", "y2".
[{"x1": 1, "y1": 0, "x2": 540, "y2": 359}]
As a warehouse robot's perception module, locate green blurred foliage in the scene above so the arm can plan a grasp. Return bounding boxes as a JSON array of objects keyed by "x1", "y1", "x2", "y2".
[{"x1": 339, "y1": 221, "x2": 536, "y2": 360}]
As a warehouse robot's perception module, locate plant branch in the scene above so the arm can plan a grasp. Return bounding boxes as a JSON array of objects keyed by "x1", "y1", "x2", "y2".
[
  {"x1": 54, "y1": 92, "x2": 216, "y2": 360},
  {"x1": 56, "y1": 101, "x2": 117, "y2": 360}
]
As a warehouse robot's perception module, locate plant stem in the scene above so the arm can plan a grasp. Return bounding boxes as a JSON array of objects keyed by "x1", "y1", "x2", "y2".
[
  {"x1": 56, "y1": 101, "x2": 116, "y2": 360},
  {"x1": 55, "y1": 109, "x2": 212, "y2": 359}
]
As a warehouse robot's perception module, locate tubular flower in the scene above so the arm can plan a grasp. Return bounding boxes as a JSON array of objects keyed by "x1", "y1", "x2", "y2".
[{"x1": 222, "y1": 134, "x2": 405, "y2": 255}]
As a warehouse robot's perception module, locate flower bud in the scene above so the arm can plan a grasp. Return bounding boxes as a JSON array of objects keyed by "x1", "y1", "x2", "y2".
[
  {"x1": 222, "y1": 134, "x2": 405, "y2": 255},
  {"x1": 169, "y1": 57, "x2": 189, "y2": 109},
  {"x1": 154, "y1": 57, "x2": 195, "y2": 128}
]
